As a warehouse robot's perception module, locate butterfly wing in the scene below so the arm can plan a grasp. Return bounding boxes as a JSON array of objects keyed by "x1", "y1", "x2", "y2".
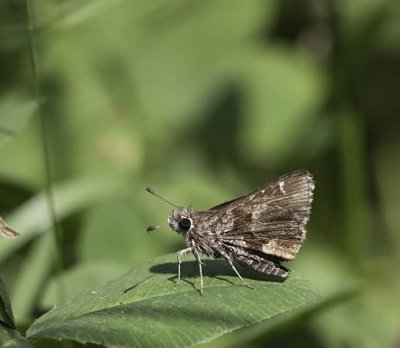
[{"x1": 213, "y1": 170, "x2": 314, "y2": 261}]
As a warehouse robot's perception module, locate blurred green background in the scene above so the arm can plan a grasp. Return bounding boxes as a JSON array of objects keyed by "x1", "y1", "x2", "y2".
[{"x1": 1, "y1": 0, "x2": 400, "y2": 347}]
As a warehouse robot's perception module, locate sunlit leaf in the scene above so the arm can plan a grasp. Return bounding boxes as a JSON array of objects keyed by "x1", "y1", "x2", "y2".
[{"x1": 27, "y1": 253, "x2": 319, "y2": 348}]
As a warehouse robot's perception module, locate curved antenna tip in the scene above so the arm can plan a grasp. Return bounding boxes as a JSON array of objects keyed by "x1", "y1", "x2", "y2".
[
  {"x1": 146, "y1": 186, "x2": 155, "y2": 194},
  {"x1": 145, "y1": 186, "x2": 179, "y2": 208},
  {"x1": 146, "y1": 225, "x2": 160, "y2": 233}
]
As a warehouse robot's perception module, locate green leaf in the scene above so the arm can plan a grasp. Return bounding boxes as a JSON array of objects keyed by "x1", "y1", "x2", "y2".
[
  {"x1": 0, "y1": 93, "x2": 36, "y2": 147},
  {"x1": 0, "y1": 325, "x2": 35, "y2": 348},
  {"x1": 0, "y1": 175, "x2": 125, "y2": 263},
  {"x1": 237, "y1": 47, "x2": 326, "y2": 164},
  {"x1": 0, "y1": 277, "x2": 16, "y2": 328},
  {"x1": 11, "y1": 234, "x2": 54, "y2": 322},
  {"x1": 40, "y1": 260, "x2": 128, "y2": 309},
  {"x1": 198, "y1": 279, "x2": 361, "y2": 348},
  {"x1": 27, "y1": 253, "x2": 319, "y2": 348},
  {"x1": 78, "y1": 200, "x2": 154, "y2": 265},
  {"x1": 38, "y1": 0, "x2": 277, "y2": 151}
]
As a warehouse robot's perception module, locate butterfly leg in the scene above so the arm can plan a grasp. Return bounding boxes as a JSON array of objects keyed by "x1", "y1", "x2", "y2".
[
  {"x1": 176, "y1": 247, "x2": 193, "y2": 285},
  {"x1": 224, "y1": 255, "x2": 253, "y2": 289},
  {"x1": 192, "y1": 249, "x2": 204, "y2": 295}
]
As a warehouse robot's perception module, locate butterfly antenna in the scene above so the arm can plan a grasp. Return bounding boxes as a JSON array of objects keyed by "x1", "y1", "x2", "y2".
[
  {"x1": 146, "y1": 186, "x2": 180, "y2": 209},
  {"x1": 146, "y1": 225, "x2": 160, "y2": 233}
]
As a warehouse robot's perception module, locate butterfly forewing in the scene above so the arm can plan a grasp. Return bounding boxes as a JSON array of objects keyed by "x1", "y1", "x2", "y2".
[{"x1": 213, "y1": 170, "x2": 314, "y2": 260}]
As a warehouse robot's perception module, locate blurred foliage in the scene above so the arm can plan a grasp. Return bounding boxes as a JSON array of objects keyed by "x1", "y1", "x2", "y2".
[{"x1": 0, "y1": 0, "x2": 399, "y2": 347}]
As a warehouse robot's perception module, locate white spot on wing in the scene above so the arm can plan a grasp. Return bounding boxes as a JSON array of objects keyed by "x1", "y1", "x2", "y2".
[{"x1": 279, "y1": 180, "x2": 286, "y2": 194}]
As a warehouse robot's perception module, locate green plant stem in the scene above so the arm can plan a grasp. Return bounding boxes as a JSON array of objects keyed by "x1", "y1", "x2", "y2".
[
  {"x1": 24, "y1": 0, "x2": 65, "y2": 301},
  {"x1": 326, "y1": 0, "x2": 371, "y2": 267}
]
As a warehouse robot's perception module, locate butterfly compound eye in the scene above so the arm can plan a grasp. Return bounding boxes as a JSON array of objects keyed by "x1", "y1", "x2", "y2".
[{"x1": 178, "y1": 217, "x2": 192, "y2": 231}]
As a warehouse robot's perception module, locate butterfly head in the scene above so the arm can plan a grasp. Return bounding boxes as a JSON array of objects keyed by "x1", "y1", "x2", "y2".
[{"x1": 168, "y1": 207, "x2": 194, "y2": 235}]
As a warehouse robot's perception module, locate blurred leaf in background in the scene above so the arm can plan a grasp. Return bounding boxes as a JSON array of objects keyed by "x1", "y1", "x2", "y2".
[{"x1": 0, "y1": 0, "x2": 399, "y2": 347}]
